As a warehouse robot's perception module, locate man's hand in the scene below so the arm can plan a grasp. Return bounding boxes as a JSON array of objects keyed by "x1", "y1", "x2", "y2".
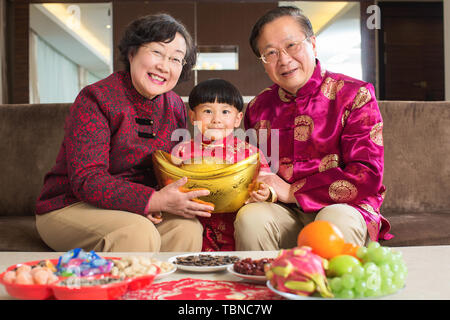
[{"x1": 257, "y1": 174, "x2": 296, "y2": 203}]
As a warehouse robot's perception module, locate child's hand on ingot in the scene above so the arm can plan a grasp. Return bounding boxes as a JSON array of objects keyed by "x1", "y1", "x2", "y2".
[{"x1": 246, "y1": 182, "x2": 271, "y2": 203}]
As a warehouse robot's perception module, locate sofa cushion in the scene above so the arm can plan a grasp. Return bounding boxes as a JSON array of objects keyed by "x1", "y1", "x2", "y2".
[
  {"x1": 0, "y1": 216, "x2": 52, "y2": 251},
  {"x1": 380, "y1": 210, "x2": 450, "y2": 246},
  {"x1": 0, "y1": 104, "x2": 70, "y2": 217},
  {"x1": 379, "y1": 101, "x2": 450, "y2": 213}
]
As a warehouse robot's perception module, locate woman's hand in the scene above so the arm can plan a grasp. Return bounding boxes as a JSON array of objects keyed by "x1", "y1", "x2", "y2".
[
  {"x1": 257, "y1": 174, "x2": 296, "y2": 204},
  {"x1": 146, "y1": 177, "x2": 214, "y2": 219}
]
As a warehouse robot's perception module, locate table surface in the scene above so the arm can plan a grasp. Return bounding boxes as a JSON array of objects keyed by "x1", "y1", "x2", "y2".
[{"x1": 1, "y1": 245, "x2": 449, "y2": 300}]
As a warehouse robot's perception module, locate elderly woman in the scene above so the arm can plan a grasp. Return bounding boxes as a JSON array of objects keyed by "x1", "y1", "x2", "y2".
[
  {"x1": 235, "y1": 6, "x2": 393, "y2": 250},
  {"x1": 35, "y1": 14, "x2": 214, "y2": 252}
]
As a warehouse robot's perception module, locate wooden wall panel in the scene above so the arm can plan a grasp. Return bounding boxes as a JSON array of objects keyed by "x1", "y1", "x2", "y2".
[
  {"x1": 8, "y1": 1, "x2": 29, "y2": 104},
  {"x1": 7, "y1": 1, "x2": 380, "y2": 103},
  {"x1": 196, "y1": 2, "x2": 275, "y2": 96},
  {"x1": 359, "y1": 0, "x2": 376, "y2": 92}
]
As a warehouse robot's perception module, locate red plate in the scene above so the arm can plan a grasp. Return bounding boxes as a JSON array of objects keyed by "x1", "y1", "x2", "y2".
[
  {"x1": 0, "y1": 259, "x2": 59, "y2": 300},
  {"x1": 127, "y1": 266, "x2": 160, "y2": 291},
  {"x1": 1, "y1": 258, "x2": 160, "y2": 300},
  {"x1": 50, "y1": 274, "x2": 131, "y2": 300}
]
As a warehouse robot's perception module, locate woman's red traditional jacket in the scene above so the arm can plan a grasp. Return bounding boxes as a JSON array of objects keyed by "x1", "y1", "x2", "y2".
[{"x1": 35, "y1": 71, "x2": 187, "y2": 216}]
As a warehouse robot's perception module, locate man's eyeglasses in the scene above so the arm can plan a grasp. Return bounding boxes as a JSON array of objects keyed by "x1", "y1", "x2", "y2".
[
  {"x1": 141, "y1": 45, "x2": 186, "y2": 68},
  {"x1": 259, "y1": 37, "x2": 309, "y2": 64}
]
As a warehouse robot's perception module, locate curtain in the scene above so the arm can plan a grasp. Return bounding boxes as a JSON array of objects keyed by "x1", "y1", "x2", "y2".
[
  {"x1": 29, "y1": 31, "x2": 40, "y2": 103},
  {"x1": 30, "y1": 31, "x2": 80, "y2": 103},
  {"x1": 0, "y1": 0, "x2": 7, "y2": 104},
  {"x1": 77, "y1": 67, "x2": 102, "y2": 91}
]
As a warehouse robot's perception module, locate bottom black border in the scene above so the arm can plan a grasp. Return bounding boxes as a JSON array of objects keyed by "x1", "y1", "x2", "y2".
[{"x1": 1, "y1": 299, "x2": 447, "y2": 318}]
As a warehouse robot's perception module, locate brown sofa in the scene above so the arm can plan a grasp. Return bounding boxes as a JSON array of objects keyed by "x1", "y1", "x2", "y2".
[{"x1": 0, "y1": 101, "x2": 449, "y2": 251}]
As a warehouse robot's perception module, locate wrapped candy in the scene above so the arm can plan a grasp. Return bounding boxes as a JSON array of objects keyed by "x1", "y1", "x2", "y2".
[{"x1": 56, "y1": 248, "x2": 113, "y2": 277}]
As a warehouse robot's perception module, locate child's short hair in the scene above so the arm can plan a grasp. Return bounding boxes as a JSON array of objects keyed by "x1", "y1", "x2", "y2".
[{"x1": 188, "y1": 78, "x2": 244, "y2": 111}]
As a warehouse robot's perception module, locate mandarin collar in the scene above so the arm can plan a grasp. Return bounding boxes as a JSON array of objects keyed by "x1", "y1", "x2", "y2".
[
  {"x1": 277, "y1": 59, "x2": 325, "y2": 101},
  {"x1": 200, "y1": 133, "x2": 235, "y2": 146},
  {"x1": 295, "y1": 59, "x2": 324, "y2": 98},
  {"x1": 122, "y1": 71, "x2": 163, "y2": 106}
]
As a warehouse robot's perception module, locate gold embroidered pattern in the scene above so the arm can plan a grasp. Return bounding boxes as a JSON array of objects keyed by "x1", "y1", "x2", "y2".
[
  {"x1": 318, "y1": 154, "x2": 339, "y2": 172},
  {"x1": 329, "y1": 180, "x2": 358, "y2": 202},
  {"x1": 247, "y1": 97, "x2": 257, "y2": 109},
  {"x1": 341, "y1": 109, "x2": 351, "y2": 127},
  {"x1": 352, "y1": 87, "x2": 371, "y2": 110},
  {"x1": 360, "y1": 203, "x2": 379, "y2": 216},
  {"x1": 259, "y1": 87, "x2": 272, "y2": 95},
  {"x1": 292, "y1": 178, "x2": 306, "y2": 193},
  {"x1": 320, "y1": 77, "x2": 344, "y2": 100},
  {"x1": 254, "y1": 120, "x2": 271, "y2": 143},
  {"x1": 279, "y1": 157, "x2": 294, "y2": 180},
  {"x1": 294, "y1": 115, "x2": 314, "y2": 141},
  {"x1": 278, "y1": 87, "x2": 292, "y2": 102},
  {"x1": 370, "y1": 122, "x2": 383, "y2": 146}
]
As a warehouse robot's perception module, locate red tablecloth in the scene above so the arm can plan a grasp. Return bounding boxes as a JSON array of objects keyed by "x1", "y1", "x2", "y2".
[{"x1": 121, "y1": 278, "x2": 284, "y2": 300}]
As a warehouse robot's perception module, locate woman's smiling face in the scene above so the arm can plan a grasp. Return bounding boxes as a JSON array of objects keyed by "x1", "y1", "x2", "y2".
[
  {"x1": 257, "y1": 15, "x2": 317, "y2": 95},
  {"x1": 128, "y1": 32, "x2": 186, "y2": 99}
]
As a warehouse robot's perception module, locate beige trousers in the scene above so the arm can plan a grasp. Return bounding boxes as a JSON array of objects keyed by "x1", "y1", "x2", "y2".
[
  {"x1": 35, "y1": 202, "x2": 203, "y2": 252},
  {"x1": 234, "y1": 202, "x2": 369, "y2": 251}
]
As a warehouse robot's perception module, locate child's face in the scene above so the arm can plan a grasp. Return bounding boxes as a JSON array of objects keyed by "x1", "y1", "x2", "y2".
[{"x1": 189, "y1": 101, "x2": 243, "y2": 141}]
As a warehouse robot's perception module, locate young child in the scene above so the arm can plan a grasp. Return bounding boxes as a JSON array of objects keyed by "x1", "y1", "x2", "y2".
[{"x1": 172, "y1": 78, "x2": 276, "y2": 251}]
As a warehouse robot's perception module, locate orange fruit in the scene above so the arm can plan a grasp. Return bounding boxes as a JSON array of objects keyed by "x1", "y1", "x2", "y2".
[
  {"x1": 341, "y1": 242, "x2": 360, "y2": 259},
  {"x1": 297, "y1": 220, "x2": 345, "y2": 259}
]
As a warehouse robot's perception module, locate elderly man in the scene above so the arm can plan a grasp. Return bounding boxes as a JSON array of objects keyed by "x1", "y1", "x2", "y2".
[{"x1": 234, "y1": 6, "x2": 393, "y2": 250}]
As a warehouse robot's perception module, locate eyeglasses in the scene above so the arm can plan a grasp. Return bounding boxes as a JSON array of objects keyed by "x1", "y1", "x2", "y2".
[
  {"x1": 141, "y1": 45, "x2": 187, "y2": 68},
  {"x1": 259, "y1": 38, "x2": 309, "y2": 64}
]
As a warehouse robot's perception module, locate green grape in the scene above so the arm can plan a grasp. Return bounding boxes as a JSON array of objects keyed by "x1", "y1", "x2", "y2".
[
  {"x1": 351, "y1": 265, "x2": 365, "y2": 279},
  {"x1": 390, "y1": 262, "x2": 400, "y2": 274},
  {"x1": 330, "y1": 277, "x2": 343, "y2": 292},
  {"x1": 356, "y1": 246, "x2": 367, "y2": 260},
  {"x1": 363, "y1": 262, "x2": 378, "y2": 276},
  {"x1": 367, "y1": 241, "x2": 380, "y2": 251},
  {"x1": 353, "y1": 290, "x2": 365, "y2": 299},
  {"x1": 393, "y1": 272, "x2": 406, "y2": 289},
  {"x1": 381, "y1": 277, "x2": 393, "y2": 290},
  {"x1": 369, "y1": 246, "x2": 390, "y2": 264},
  {"x1": 327, "y1": 255, "x2": 361, "y2": 277},
  {"x1": 380, "y1": 263, "x2": 393, "y2": 279},
  {"x1": 338, "y1": 289, "x2": 354, "y2": 299},
  {"x1": 382, "y1": 278, "x2": 397, "y2": 295},
  {"x1": 354, "y1": 279, "x2": 367, "y2": 295},
  {"x1": 342, "y1": 274, "x2": 356, "y2": 289},
  {"x1": 365, "y1": 287, "x2": 382, "y2": 297},
  {"x1": 391, "y1": 250, "x2": 403, "y2": 262},
  {"x1": 365, "y1": 264, "x2": 381, "y2": 291},
  {"x1": 398, "y1": 262, "x2": 408, "y2": 275}
]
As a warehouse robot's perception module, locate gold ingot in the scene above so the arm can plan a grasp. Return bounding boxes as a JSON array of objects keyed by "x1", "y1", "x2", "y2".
[{"x1": 152, "y1": 150, "x2": 260, "y2": 213}]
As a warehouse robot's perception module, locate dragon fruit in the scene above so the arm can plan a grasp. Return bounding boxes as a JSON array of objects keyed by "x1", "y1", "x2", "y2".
[{"x1": 265, "y1": 246, "x2": 333, "y2": 298}]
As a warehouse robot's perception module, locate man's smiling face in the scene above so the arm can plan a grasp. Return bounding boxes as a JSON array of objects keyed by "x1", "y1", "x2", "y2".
[{"x1": 257, "y1": 15, "x2": 317, "y2": 95}]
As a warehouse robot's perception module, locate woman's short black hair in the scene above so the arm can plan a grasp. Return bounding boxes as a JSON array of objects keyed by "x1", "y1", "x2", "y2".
[
  {"x1": 188, "y1": 79, "x2": 244, "y2": 112},
  {"x1": 249, "y1": 6, "x2": 314, "y2": 57},
  {"x1": 118, "y1": 13, "x2": 196, "y2": 82}
]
